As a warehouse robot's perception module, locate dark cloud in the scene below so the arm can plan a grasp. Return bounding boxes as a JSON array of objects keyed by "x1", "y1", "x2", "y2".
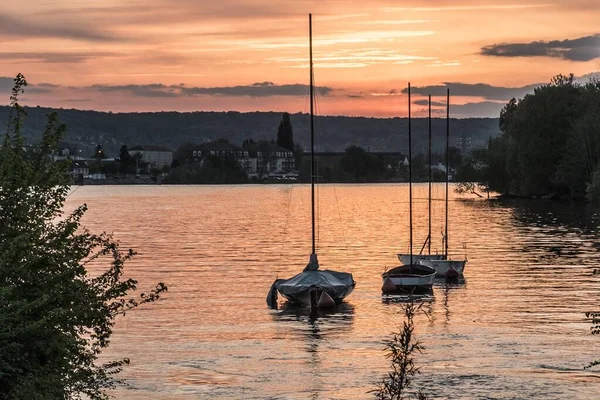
[
  {"x1": 449, "y1": 101, "x2": 506, "y2": 118},
  {"x1": 34, "y1": 1, "x2": 312, "y2": 26},
  {"x1": 0, "y1": 77, "x2": 13, "y2": 92},
  {"x1": 251, "y1": 81, "x2": 276, "y2": 87},
  {"x1": 414, "y1": 99, "x2": 446, "y2": 106},
  {"x1": 413, "y1": 98, "x2": 505, "y2": 117},
  {"x1": 0, "y1": 51, "x2": 119, "y2": 64},
  {"x1": 179, "y1": 82, "x2": 331, "y2": 97},
  {"x1": 36, "y1": 82, "x2": 61, "y2": 88},
  {"x1": 481, "y1": 34, "x2": 600, "y2": 62},
  {"x1": 577, "y1": 72, "x2": 600, "y2": 82},
  {"x1": 88, "y1": 84, "x2": 178, "y2": 98},
  {"x1": 0, "y1": 13, "x2": 118, "y2": 42},
  {"x1": 403, "y1": 82, "x2": 540, "y2": 100},
  {"x1": 85, "y1": 82, "x2": 331, "y2": 98},
  {"x1": 0, "y1": 76, "x2": 54, "y2": 95},
  {"x1": 27, "y1": 87, "x2": 53, "y2": 94},
  {"x1": 64, "y1": 98, "x2": 93, "y2": 103}
]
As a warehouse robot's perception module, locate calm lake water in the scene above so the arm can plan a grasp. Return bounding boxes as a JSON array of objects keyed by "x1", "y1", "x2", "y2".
[{"x1": 65, "y1": 184, "x2": 600, "y2": 399}]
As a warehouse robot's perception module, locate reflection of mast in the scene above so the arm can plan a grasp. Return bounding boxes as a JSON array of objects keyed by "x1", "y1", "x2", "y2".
[
  {"x1": 271, "y1": 304, "x2": 354, "y2": 398},
  {"x1": 307, "y1": 317, "x2": 321, "y2": 399},
  {"x1": 443, "y1": 284, "x2": 450, "y2": 326},
  {"x1": 438, "y1": 279, "x2": 466, "y2": 327}
]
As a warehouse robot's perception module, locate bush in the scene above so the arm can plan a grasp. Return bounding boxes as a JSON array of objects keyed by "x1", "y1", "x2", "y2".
[
  {"x1": 0, "y1": 74, "x2": 167, "y2": 399},
  {"x1": 586, "y1": 167, "x2": 600, "y2": 204}
]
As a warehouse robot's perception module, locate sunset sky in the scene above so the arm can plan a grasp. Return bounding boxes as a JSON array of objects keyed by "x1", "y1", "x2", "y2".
[{"x1": 1, "y1": 0, "x2": 598, "y2": 117}]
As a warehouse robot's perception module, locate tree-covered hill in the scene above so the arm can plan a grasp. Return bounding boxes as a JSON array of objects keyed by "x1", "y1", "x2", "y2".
[{"x1": 0, "y1": 106, "x2": 500, "y2": 156}]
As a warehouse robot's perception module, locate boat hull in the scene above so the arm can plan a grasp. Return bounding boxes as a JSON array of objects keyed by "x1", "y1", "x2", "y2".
[
  {"x1": 397, "y1": 253, "x2": 445, "y2": 265},
  {"x1": 419, "y1": 259, "x2": 466, "y2": 278},
  {"x1": 381, "y1": 264, "x2": 436, "y2": 294},
  {"x1": 281, "y1": 285, "x2": 354, "y2": 308},
  {"x1": 273, "y1": 269, "x2": 356, "y2": 309}
]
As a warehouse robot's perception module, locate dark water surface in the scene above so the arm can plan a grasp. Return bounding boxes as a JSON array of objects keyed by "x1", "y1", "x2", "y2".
[{"x1": 65, "y1": 184, "x2": 600, "y2": 399}]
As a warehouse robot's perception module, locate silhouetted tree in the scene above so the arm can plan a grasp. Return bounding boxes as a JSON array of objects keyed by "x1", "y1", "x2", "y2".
[
  {"x1": 339, "y1": 145, "x2": 386, "y2": 182},
  {"x1": 173, "y1": 143, "x2": 196, "y2": 166},
  {"x1": 119, "y1": 145, "x2": 131, "y2": 163},
  {"x1": 445, "y1": 146, "x2": 463, "y2": 171},
  {"x1": 119, "y1": 145, "x2": 132, "y2": 173},
  {"x1": 587, "y1": 167, "x2": 600, "y2": 203},
  {"x1": 276, "y1": 112, "x2": 294, "y2": 151},
  {"x1": 293, "y1": 143, "x2": 304, "y2": 170}
]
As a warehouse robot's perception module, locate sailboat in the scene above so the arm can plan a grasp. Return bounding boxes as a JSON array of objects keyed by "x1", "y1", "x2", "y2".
[
  {"x1": 266, "y1": 14, "x2": 355, "y2": 309},
  {"x1": 419, "y1": 89, "x2": 467, "y2": 278},
  {"x1": 397, "y1": 95, "x2": 445, "y2": 265},
  {"x1": 382, "y1": 83, "x2": 436, "y2": 294}
]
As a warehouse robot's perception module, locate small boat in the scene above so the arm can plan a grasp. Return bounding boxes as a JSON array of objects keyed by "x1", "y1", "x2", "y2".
[
  {"x1": 267, "y1": 14, "x2": 355, "y2": 310},
  {"x1": 397, "y1": 253, "x2": 445, "y2": 265},
  {"x1": 419, "y1": 259, "x2": 465, "y2": 278},
  {"x1": 382, "y1": 264, "x2": 436, "y2": 294},
  {"x1": 382, "y1": 83, "x2": 435, "y2": 294},
  {"x1": 418, "y1": 89, "x2": 467, "y2": 279}
]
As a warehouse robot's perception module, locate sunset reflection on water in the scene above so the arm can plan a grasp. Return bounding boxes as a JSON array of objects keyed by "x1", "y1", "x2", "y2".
[{"x1": 65, "y1": 184, "x2": 600, "y2": 399}]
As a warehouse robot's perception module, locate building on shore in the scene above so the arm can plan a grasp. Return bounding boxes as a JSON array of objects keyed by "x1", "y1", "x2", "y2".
[
  {"x1": 457, "y1": 133, "x2": 473, "y2": 155},
  {"x1": 71, "y1": 160, "x2": 89, "y2": 177},
  {"x1": 188, "y1": 141, "x2": 297, "y2": 179},
  {"x1": 129, "y1": 145, "x2": 173, "y2": 168}
]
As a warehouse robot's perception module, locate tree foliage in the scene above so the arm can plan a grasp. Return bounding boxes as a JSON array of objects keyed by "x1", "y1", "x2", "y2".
[
  {"x1": 118, "y1": 145, "x2": 133, "y2": 174},
  {"x1": 93, "y1": 143, "x2": 106, "y2": 160},
  {"x1": 0, "y1": 74, "x2": 167, "y2": 399},
  {"x1": 340, "y1": 145, "x2": 386, "y2": 182},
  {"x1": 276, "y1": 112, "x2": 294, "y2": 152},
  {"x1": 0, "y1": 105, "x2": 500, "y2": 155},
  {"x1": 586, "y1": 266, "x2": 600, "y2": 369},
  {"x1": 587, "y1": 167, "x2": 600, "y2": 203},
  {"x1": 458, "y1": 74, "x2": 600, "y2": 199},
  {"x1": 165, "y1": 155, "x2": 248, "y2": 184}
]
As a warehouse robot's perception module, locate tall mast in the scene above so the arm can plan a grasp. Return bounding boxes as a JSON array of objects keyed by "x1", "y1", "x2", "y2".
[
  {"x1": 408, "y1": 83, "x2": 413, "y2": 266},
  {"x1": 309, "y1": 14, "x2": 316, "y2": 255},
  {"x1": 445, "y1": 89, "x2": 450, "y2": 257},
  {"x1": 428, "y1": 94, "x2": 432, "y2": 255}
]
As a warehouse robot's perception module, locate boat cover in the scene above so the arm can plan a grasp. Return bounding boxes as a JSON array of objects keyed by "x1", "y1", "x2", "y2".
[{"x1": 276, "y1": 270, "x2": 354, "y2": 297}]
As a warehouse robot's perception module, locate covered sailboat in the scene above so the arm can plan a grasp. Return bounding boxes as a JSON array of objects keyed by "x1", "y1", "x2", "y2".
[
  {"x1": 271, "y1": 255, "x2": 355, "y2": 308},
  {"x1": 383, "y1": 83, "x2": 436, "y2": 294},
  {"x1": 267, "y1": 14, "x2": 355, "y2": 309},
  {"x1": 419, "y1": 89, "x2": 467, "y2": 279}
]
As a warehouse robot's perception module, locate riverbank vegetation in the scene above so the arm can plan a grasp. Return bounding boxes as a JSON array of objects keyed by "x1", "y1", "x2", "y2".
[
  {"x1": 458, "y1": 74, "x2": 600, "y2": 201},
  {"x1": 373, "y1": 302, "x2": 429, "y2": 400},
  {"x1": 0, "y1": 74, "x2": 167, "y2": 399}
]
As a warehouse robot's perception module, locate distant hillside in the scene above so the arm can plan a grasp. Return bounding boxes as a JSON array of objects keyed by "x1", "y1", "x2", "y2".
[{"x1": 0, "y1": 106, "x2": 500, "y2": 156}]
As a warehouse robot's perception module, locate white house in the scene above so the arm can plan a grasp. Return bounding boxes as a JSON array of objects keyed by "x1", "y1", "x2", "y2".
[
  {"x1": 129, "y1": 145, "x2": 173, "y2": 168},
  {"x1": 71, "y1": 160, "x2": 89, "y2": 176},
  {"x1": 189, "y1": 142, "x2": 297, "y2": 179}
]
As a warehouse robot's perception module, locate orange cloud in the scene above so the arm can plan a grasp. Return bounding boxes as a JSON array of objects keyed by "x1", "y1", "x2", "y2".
[{"x1": 0, "y1": 0, "x2": 598, "y2": 117}]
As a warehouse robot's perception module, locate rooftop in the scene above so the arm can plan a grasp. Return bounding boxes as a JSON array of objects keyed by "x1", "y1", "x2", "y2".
[{"x1": 130, "y1": 145, "x2": 172, "y2": 152}]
